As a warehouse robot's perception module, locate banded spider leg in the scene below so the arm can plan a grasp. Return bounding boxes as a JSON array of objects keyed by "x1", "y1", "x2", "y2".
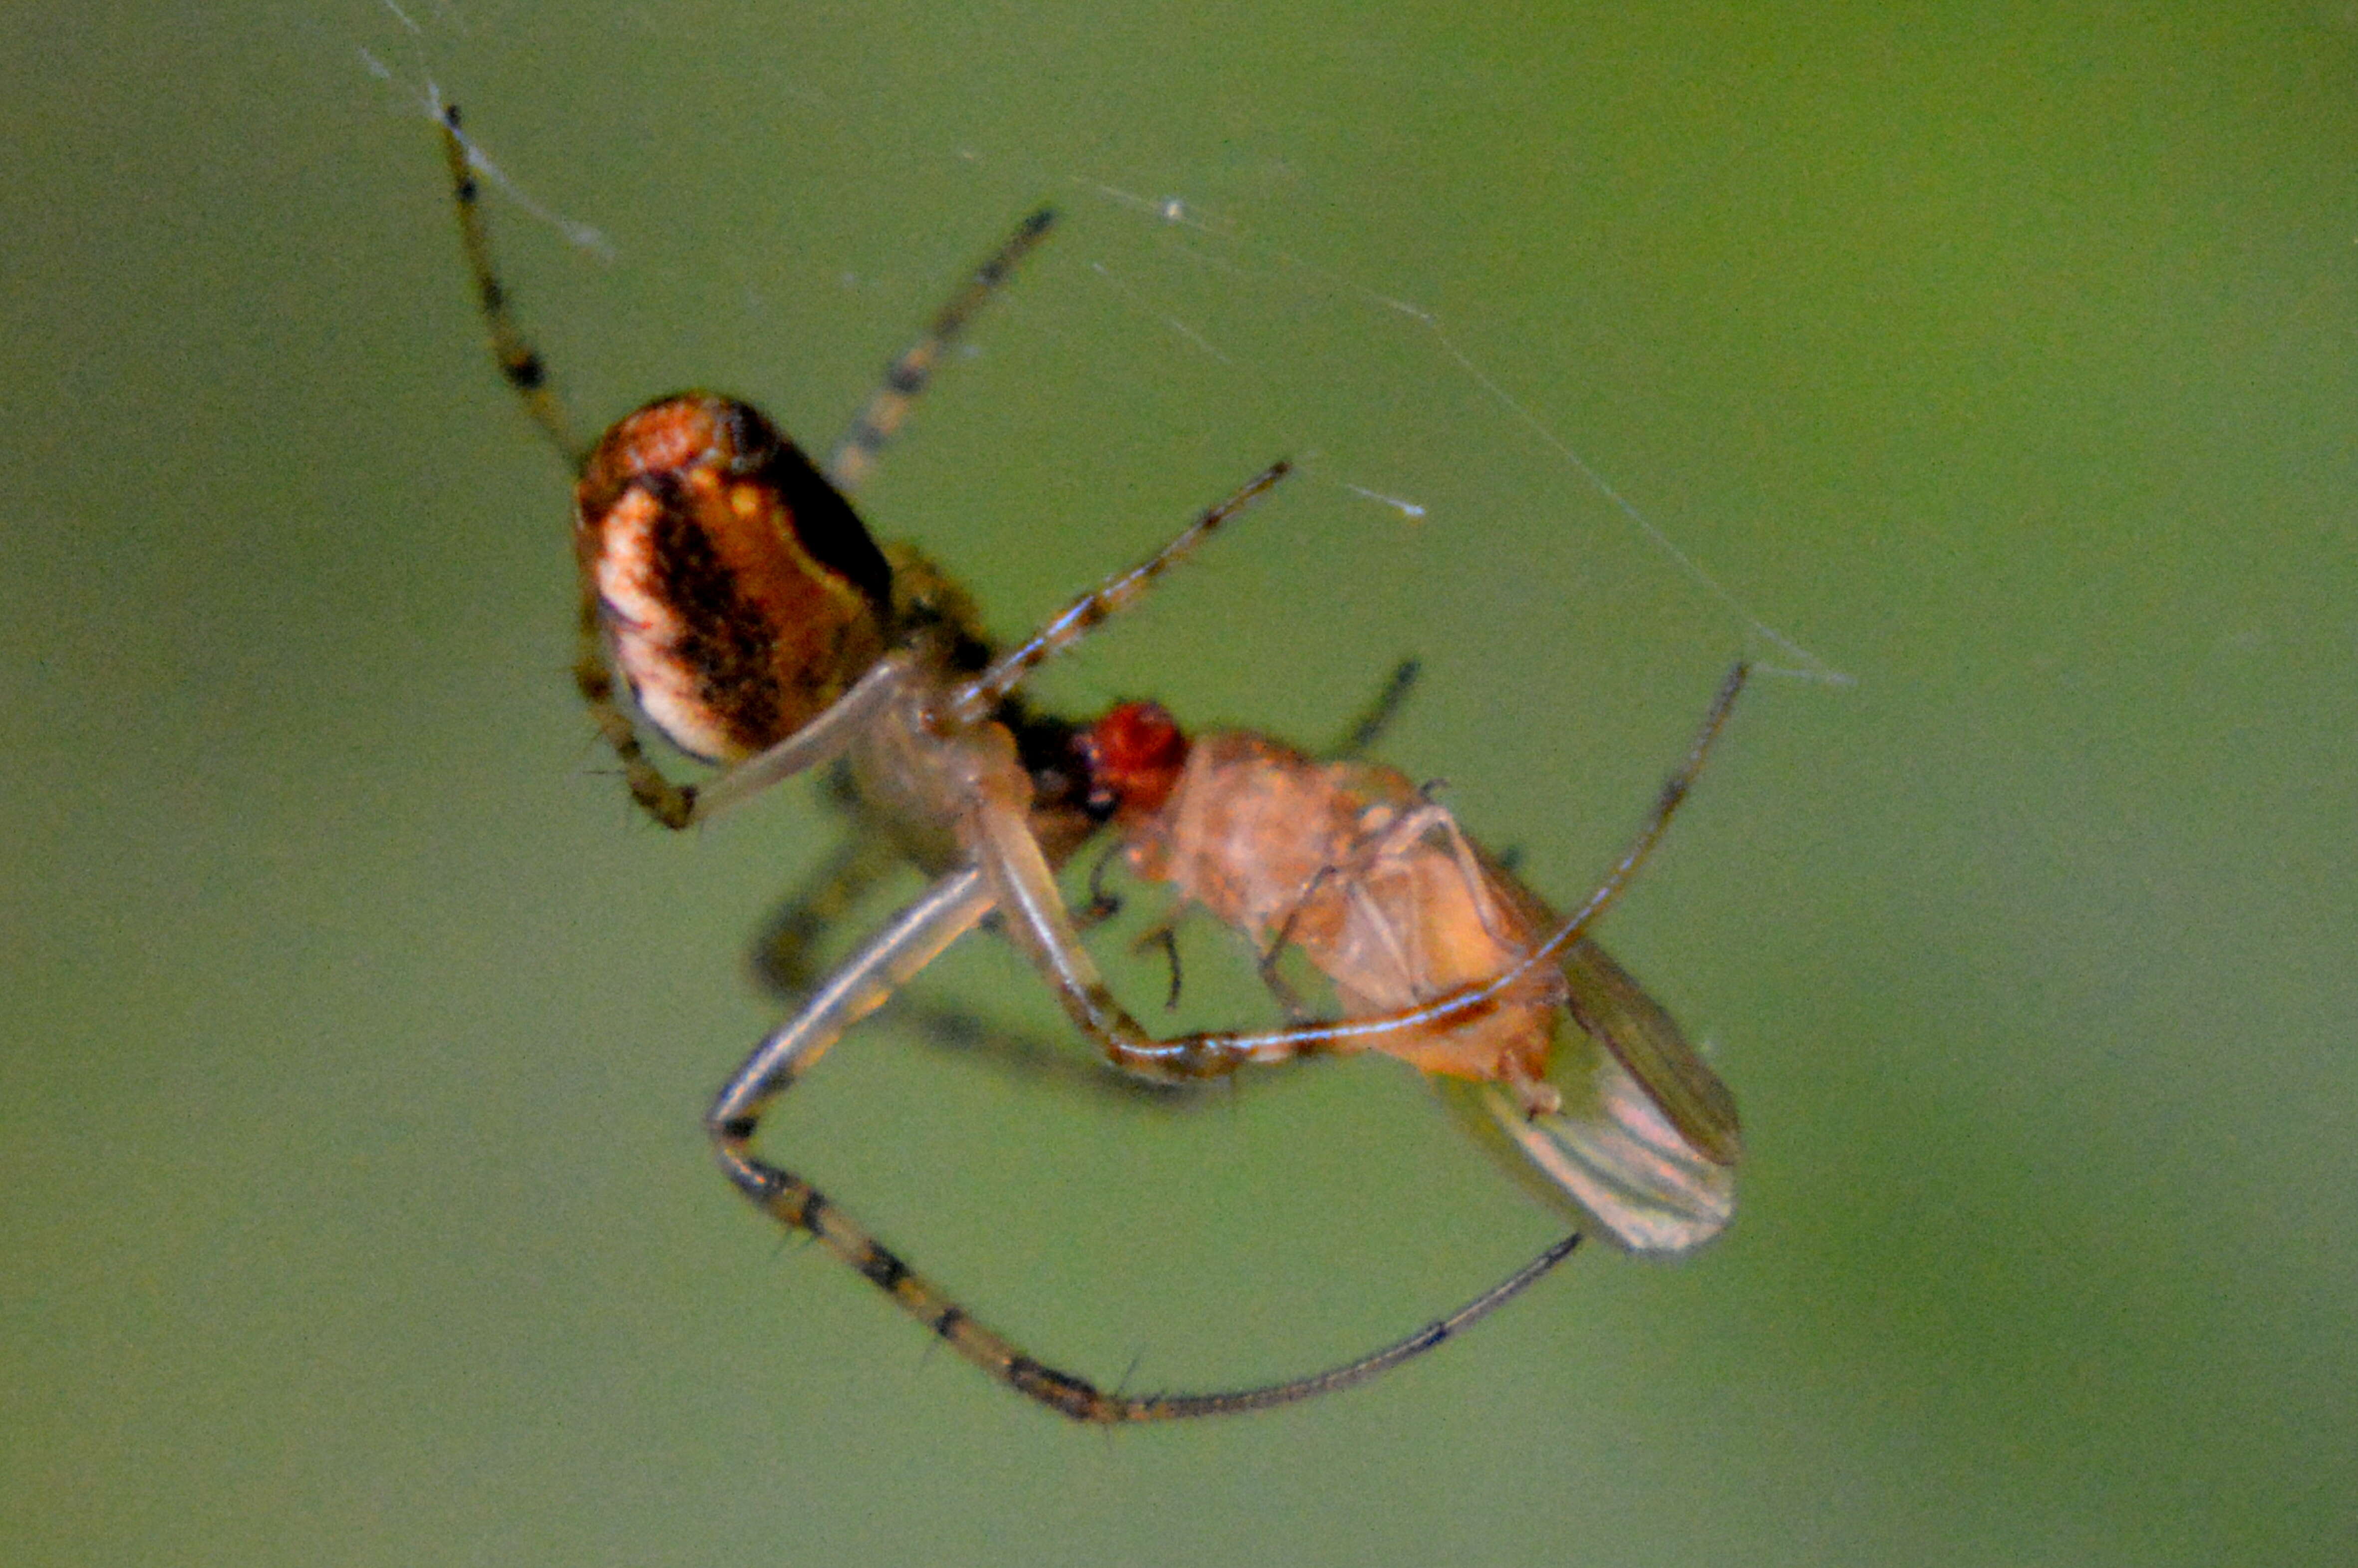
[
  {"x1": 441, "y1": 100, "x2": 1063, "y2": 831},
  {"x1": 439, "y1": 103, "x2": 1600, "y2": 1418},
  {"x1": 696, "y1": 465, "x2": 1603, "y2": 1422}
]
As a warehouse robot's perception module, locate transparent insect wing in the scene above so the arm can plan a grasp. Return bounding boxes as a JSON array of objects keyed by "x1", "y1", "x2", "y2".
[
  {"x1": 1439, "y1": 941, "x2": 1739, "y2": 1255},
  {"x1": 438, "y1": 113, "x2": 1604, "y2": 1415},
  {"x1": 1557, "y1": 937, "x2": 1742, "y2": 1167},
  {"x1": 1487, "y1": 1086, "x2": 1732, "y2": 1256}
]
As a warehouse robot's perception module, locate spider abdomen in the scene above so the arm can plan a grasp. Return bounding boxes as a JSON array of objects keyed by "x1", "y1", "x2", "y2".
[{"x1": 574, "y1": 393, "x2": 894, "y2": 762}]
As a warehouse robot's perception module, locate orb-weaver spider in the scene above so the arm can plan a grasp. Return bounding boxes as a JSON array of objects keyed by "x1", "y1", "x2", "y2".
[{"x1": 438, "y1": 104, "x2": 1741, "y2": 1420}]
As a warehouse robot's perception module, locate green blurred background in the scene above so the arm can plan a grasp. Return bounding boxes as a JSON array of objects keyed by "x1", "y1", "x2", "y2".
[{"x1": 5, "y1": 2, "x2": 2354, "y2": 1564}]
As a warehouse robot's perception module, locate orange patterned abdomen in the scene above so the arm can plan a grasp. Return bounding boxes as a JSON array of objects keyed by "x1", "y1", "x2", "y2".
[{"x1": 575, "y1": 394, "x2": 892, "y2": 762}]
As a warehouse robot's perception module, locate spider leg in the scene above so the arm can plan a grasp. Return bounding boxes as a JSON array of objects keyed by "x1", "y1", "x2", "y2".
[
  {"x1": 827, "y1": 208, "x2": 1058, "y2": 496},
  {"x1": 1474, "y1": 659, "x2": 1752, "y2": 1000},
  {"x1": 568, "y1": 581, "x2": 694, "y2": 829},
  {"x1": 690, "y1": 654, "x2": 918, "y2": 824},
  {"x1": 710, "y1": 865, "x2": 1580, "y2": 1420},
  {"x1": 981, "y1": 663, "x2": 1752, "y2": 1081},
  {"x1": 1122, "y1": 1230, "x2": 1581, "y2": 1419},
  {"x1": 743, "y1": 792, "x2": 1175, "y2": 1098},
  {"x1": 441, "y1": 99, "x2": 884, "y2": 833},
  {"x1": 440, "y1": 99, "x2": 721, "y2": 832},
  {"x1": 570, "y1": 639, "x2": 914, "y2": 832},
  {"x1": 710, "y1": 871, "x2": 1128, "y2": 1405},
  {"x1": 746, "y1": 815, "x2": 906, "y2": 999},
  {"x1": 947, "y1": 461, "x2": 1293, "y2": 728},
  {"x1": 964, "y1": 776, "x2": 1325, "y2": 1083},
  {"x1": 437, "y1": 104, "x2": 586, "y2": 468},
  {"x1": 710, "y1": 867, "x2": 996, "y2": 1162},
  {"x1": 1222, "y1": 659, "x2": 1756, "y2": 1062}
]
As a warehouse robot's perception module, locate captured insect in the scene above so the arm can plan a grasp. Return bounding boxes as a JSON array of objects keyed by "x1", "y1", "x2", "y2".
[
  {"x1": 1072, "y1": 665, "x2": 1747, "y2": 1256},
  {"x1": 438, "y1": 104, "x2": 1741, "y2": 1419}
]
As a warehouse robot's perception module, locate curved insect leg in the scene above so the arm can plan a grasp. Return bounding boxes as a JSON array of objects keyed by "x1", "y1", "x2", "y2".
[
  {"x1": 1252, "y1": 795, "x2": 1471, "y2": 1025},
  {"x1": 827, "y1": 208, "x2": 1058, "y2": 495},
  {"x1": 1248, "y1": 655, "x2": 1435, "y2": 1013},
  {"x1": 437, "y1": 104, "x2": 585, "y2": 468},
  {"x1": 710, "y1": 865, "x2": 1578, "y2": 1420},
  {"x1": 1127, "y1": 925, "x2": 1187, "y2": 1012},
  {"x1": 1252, "y1": 863, "x2": 1340, "y2": 1024}
]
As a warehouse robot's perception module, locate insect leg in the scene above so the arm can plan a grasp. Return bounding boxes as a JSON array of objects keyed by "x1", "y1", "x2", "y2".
[
  {"x1": 1209, "y1": 660, "x2": 1758, "y2": 1062},
  {"x1": 1328, "y1": 657, "x2": 1422, "y2": 760},
  {"x1": 1255, "y1": 862, "x2": 1343, "y2": 1022},
  {"x1": 1241, "y1": 657, "x2": 1431, "y2": 1013}
]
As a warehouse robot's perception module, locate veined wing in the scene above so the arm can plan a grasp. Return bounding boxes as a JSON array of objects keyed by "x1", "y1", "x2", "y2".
[
  {"x1": 1557, "y1": 938, "x2": 1741, "y2": 1168},
  {"x1": 1441, "y1": 939, "x2": 1738, "y2": 1255}
]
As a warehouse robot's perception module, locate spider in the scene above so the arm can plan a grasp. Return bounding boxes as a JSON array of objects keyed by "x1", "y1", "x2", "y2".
[
  {"x1": 437, "y1": 104, "x2": 1706, "y2": 1419},
  {"x1": 1071, "y1": 663, "x2": 1747, "y2": 1257}
]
